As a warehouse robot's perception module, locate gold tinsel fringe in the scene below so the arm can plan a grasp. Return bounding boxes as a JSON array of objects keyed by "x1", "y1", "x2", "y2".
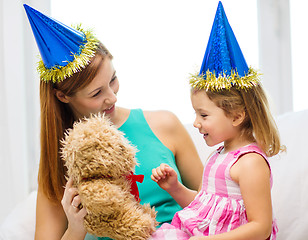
[
  {"x1": 37, "y1": 25, "x2": 99, "y2": 83},
  {"x1": 189, "y1": 67, "x2": 261, "y2": 91}
]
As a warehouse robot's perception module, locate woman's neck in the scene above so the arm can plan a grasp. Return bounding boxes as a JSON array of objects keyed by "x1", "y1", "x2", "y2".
[{"x1": 110, "y1": 106, "x2": 130, "y2": 128}]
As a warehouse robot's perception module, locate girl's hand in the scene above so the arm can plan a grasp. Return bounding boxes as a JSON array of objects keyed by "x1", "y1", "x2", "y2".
[
  {"x1": 61, "y1": 178, "x2": 87, "y2": 237},
  {"x1": 151, "y1": 163, "x2": 179, "y2": 192}
]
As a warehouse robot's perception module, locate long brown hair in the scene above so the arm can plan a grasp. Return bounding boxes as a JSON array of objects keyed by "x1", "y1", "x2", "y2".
[
  {"x1": 203, "y1": 84, "x2": 284, "y2": 157},
  {"x1": 38, "y1": 43, "x2": 113, "y2": 203}
]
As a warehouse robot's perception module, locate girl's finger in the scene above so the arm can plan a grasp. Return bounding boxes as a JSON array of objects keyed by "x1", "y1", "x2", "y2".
[
  {"x1": 158, "y1": 164, "x2": 170, "y2": 178},
  {"x1": 151, "y1": 169, "x2": 161, "y2": 181}
]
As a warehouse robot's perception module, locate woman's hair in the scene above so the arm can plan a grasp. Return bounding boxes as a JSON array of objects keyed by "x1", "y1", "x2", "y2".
[
  {"x1": 201, "y1": 84, "x2": 283, "y2": 157},
  {"x1": 38, "y1": 43, "x2": 113, "y2": 203}
]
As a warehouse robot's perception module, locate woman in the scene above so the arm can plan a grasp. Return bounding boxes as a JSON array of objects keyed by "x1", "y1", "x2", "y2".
[{"x1": 24, "y1": 4, "x2": 203, "y2": 240}]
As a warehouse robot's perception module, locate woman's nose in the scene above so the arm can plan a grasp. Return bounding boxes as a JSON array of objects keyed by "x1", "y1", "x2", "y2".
[{"x1": 105, "y1": 88, "x2": 117, "y2": 105}]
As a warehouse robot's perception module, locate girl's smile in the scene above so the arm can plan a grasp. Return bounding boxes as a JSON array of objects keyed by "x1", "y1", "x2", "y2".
[{"x1": 191, "y1": 90, "x2": 240, "y2": 150}]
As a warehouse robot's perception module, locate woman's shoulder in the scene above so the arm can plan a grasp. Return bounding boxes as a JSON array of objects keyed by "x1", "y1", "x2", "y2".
[
  {"x1": 143, "y1": 110, "x2": 182, "y2": 130},
  {"x1": 143, "y1": 109, "x2": 177, "y2": 118},
  {"x1": 141, "y1": 110, "x2": 188, "y2": 155}
]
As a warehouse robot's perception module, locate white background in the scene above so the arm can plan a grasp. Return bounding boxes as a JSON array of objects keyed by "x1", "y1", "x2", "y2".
[
  {"x1": 51, "y1": 0, "x2": 308, "y2": 124},
  {"x1": 51, "y1": 0, "x2": 260, "y2": 124}
]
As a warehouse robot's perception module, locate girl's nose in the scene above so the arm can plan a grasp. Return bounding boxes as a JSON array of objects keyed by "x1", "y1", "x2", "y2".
[{"x1": 193, "y1": 119, "x2": 201, "y2": 129}]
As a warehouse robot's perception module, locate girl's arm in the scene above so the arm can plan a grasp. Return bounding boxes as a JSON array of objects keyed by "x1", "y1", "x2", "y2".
[
  {"x1": 189, "y1": 153, "x2": 273, "y2": 240},
  {"x1": 35, "y1": 179, "x2": 87, "y2": 240},
  {"x1": 151, "y1": 163, "x2": 198, "y2": 208}
]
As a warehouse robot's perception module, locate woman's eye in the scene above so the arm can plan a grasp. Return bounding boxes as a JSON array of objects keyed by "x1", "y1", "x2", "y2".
[
  {"x1": 92, "y1": 90, "x2": 101, "y2": 97},
  {"x1": 110, "y1": 76, "x2": 117, "y2": 84}
]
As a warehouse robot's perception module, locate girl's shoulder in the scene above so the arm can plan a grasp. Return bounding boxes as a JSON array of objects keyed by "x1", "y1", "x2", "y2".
[
  {"x1": 236, "y1": 152, "x2": 269, "y2": 169},
  {"x1": 231, "y1": 144, "x2": 269, "y2": 169},
  {"x1": 224, "y1": 143, "x2": 267, "y2": 161},
  {"x1": 230, "y1": 149, "x2": 271, "y2": 184}
]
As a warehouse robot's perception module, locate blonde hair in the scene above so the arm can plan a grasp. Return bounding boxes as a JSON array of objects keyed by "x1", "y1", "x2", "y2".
[
  {"x1": 38, "y1": 43, "x2": 113, "y2": 203},
  {"x1": 199, "y1": 84, "x2": 283, "y2": 157}
]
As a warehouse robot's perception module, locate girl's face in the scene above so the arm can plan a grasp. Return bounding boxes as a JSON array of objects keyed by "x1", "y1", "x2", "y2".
[
  {"x1": 57, "y1": 58, "x2": 119, "y2": 120},
  {"x1": 191, "y1": 90, "x2": 239, "y2": 147}
]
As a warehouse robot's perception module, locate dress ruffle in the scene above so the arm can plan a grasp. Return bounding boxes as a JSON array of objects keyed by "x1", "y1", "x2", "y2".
[{"x1": 172, "y1": 191, "x2": 247, "y2": 236}]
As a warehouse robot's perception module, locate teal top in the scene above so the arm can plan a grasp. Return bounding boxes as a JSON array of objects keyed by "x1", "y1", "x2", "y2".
[{"x1": 85, "y1": 109, "x2": 183, "y2": 240}]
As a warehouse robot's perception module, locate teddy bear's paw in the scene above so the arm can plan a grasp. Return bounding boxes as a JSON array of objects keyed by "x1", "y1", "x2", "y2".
[
  {"x1": 114, "y1": 204, "x2": 157, "y2": 239},
  {"x1": 79, "y1": 180, "x2": 132, "y2": 215},
  {"x1": 85, "y1": 202, "x2": 157, "y2": 240}
]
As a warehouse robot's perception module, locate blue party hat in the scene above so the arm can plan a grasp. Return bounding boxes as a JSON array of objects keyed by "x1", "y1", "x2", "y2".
[
  {"x1": 190, "y1": 1, "x2": 260, "y2": 91},
  {"x1": 24, "y1": 4, "x2": 99, "y2": 83}
]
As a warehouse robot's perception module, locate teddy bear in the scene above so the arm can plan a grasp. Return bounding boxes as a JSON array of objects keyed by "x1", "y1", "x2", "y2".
[{"x1": 61, "y1": 114, "x2": 157, "y2": 240}]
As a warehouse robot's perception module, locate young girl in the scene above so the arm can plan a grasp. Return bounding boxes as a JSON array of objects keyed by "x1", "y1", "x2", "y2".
[{"x1": 150, "y1": 2, "x2": 283, "y2": 240}]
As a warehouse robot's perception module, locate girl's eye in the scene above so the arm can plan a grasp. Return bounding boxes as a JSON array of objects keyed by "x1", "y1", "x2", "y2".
[{"x1": 201, "y1": 114, "x2": 208, "y2": 118}]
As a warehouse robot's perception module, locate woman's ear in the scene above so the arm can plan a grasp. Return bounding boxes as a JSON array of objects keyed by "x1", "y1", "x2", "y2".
[
  {"x1": 54, "y1": 90, "x2": 70, "y2": 103},
  {"x1": 232, "y1": 111, "x2": 245, "y2": 127}
]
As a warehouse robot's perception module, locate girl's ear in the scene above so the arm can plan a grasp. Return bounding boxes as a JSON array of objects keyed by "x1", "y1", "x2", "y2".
[
  {"x1": 54, "y1": 90, "x2": 70, "y2": 103},
  {"x1": 232, "y1": 111, "x2": 245, "y2": 127}
]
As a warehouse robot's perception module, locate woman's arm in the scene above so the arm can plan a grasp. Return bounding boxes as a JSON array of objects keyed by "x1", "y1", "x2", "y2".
[
  {"x1": 145, "y1": 110, "x2": 204, "y2": 191},
  {"x1": 35, "y1": 179, "x2": 87, "y2": 240},
  {"x1": 189, "y1": 153, "x2": 273, "y2": 240}
]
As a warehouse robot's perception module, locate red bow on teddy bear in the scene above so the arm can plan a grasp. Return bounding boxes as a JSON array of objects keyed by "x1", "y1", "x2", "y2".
[{"x1": 126, "y1": 172, "x2": 144, "y2": 202}]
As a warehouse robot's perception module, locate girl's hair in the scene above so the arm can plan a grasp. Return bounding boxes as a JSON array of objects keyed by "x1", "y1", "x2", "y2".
[
  {"x1": 38, "y1": 43, "x2": 113, "y2": 203},
  {"x1": 203, "y1": 84, "x2": 283, "y2": 157}
]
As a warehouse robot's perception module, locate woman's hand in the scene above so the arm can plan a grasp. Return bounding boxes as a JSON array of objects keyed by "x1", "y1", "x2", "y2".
[
  {"x1": 61, "y1": 178, "x2": 87, "y2": 238},
  {"x1": 151, "y1": 163, "x2": 179, "y2": 192}
]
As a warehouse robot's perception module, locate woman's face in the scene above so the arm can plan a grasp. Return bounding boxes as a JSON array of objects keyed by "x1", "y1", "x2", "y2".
[{"x1": 58, "y1": 58, "x2": 119, "y2": 120}]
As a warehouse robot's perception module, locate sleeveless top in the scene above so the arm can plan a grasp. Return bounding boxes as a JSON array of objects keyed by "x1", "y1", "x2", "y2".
[
  {"x1": 86, "y1": 109, "x2": 183, "y2": 240},
  {"x1": 119, "y1": 109, "x2": 183, "y2": 223},
  {"x1": 150, "y1": 143, "x2": 278, "y2": 239}
]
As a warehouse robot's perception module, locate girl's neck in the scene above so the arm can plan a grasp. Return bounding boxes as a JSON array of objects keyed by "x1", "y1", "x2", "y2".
[{"x1": 222, "y1": 136, "x2": 253, "y2": 154}]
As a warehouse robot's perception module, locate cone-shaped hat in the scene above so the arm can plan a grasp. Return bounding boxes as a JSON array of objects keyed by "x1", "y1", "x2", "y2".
[
  {"x1": 190, "y1": 1, "x2": 260, "y2": 91},
  {"x1": 24, "y1": 4, "x2": 99, "y2": 83}
]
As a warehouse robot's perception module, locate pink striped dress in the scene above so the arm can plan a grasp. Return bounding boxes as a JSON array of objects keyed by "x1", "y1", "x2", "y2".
[{"x1": 150, "y1": 144, "x2": 278, "y2": 239}]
